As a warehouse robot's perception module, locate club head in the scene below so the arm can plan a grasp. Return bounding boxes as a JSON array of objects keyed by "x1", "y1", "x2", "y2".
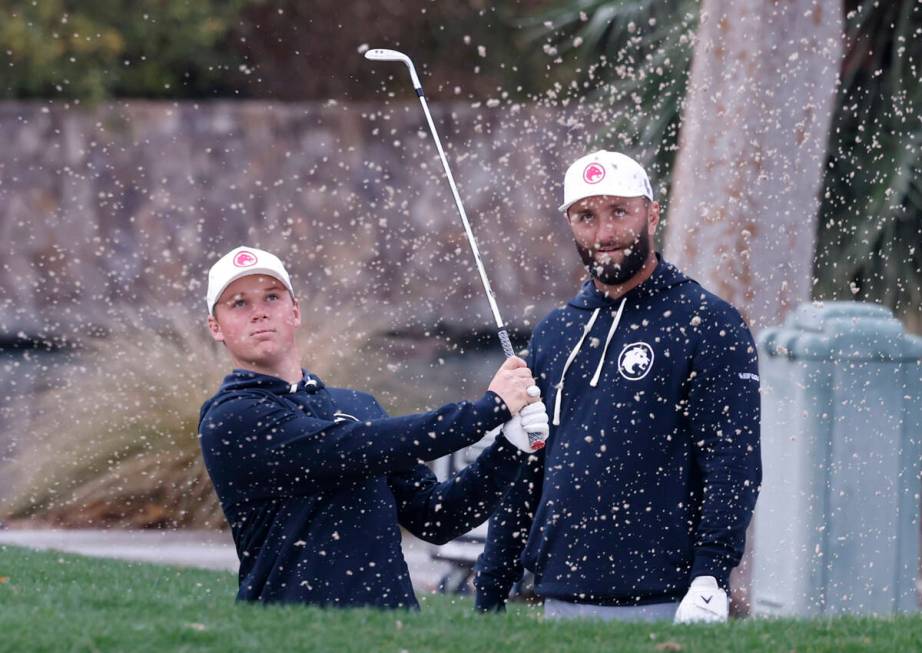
[
  {"x1": 363, "y1": 47, "x2": 422, "y2": 91},
  {"x1": 364, "y1": 48, "x2": 410, "y2": 64}
]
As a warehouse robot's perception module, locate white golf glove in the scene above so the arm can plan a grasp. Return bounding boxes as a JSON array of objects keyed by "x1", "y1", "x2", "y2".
[
  {"x1": 674, "y1": 576, "x2": 728, "y2": 624},
  {"x1": 488, "y1": 399, "x2": 549, "y2": 453}
]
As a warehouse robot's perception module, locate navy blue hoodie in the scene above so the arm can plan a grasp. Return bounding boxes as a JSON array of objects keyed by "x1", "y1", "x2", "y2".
[
  {"x1": 199, "y1": 370, "x2": 522, "y2": 608},
  {"x1": 475, "y1": 255, "x2": 761, "y2": 608}
]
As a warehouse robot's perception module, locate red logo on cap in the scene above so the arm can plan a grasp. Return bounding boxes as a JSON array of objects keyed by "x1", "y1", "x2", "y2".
[
  {"x1": 583, "y1": 163, "x2": 605, "y2": 184},
  {"x1": 233, "y1": 250, "x2": 258, "y2": 268}
]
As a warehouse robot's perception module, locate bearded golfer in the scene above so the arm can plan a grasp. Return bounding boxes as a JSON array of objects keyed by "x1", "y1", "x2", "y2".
[
  {"x1": 199, "y1": 245, "x2": 548, "y2": 608},
  {"x1": 474, "y1": 151, "x2": 762, "y2": 623}
]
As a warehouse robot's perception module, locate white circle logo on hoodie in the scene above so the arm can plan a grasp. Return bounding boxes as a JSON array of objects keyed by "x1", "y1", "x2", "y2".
[{"x1": 618, "y1": 342, "x2": 654, "y2": 381}]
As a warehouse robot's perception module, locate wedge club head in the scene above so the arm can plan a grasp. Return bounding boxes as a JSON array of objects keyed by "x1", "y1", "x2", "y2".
[{"x1": 364, "y1": 48, "x2": 422, "y2": 91}]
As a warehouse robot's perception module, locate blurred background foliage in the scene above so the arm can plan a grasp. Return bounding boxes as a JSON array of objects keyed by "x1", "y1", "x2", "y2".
[
  {"x1": 534, "y1": 0, "x2": 922, "y2": 328},
  {"x1": 4, "y1": 0, "x2": 915, "y2": 323},
  {"x1": 1, "y1": 0, "x2": 920, "y2": 527},
  {"x1": 0, "y1": 0, "x2": 553, "y2": 102},
  {"x1": 0, "y1": 0, "x2": 252, "y2": 101},
  {"x1": 523, "y1": 0, "x2": 697, "y2": 203},
  {"x1": 231, "y1": 0, "x2": 552, "y2": 101},
  {"x1": 814, "y1": 0, "x2": 922, "y2": 327}
]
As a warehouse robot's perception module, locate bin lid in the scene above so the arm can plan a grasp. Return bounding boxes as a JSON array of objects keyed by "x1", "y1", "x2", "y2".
[{"x1": 758, "y1": 301, "x2": 922, "y2": 361}]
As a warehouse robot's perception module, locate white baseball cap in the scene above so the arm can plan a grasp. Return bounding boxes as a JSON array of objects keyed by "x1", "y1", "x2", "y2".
[
  {"x1": 559, "y1": 150, "x2": 653, "y2": 213},
  {"x1": 206, "y1": 246, "x2": 294, "y2": 315}
]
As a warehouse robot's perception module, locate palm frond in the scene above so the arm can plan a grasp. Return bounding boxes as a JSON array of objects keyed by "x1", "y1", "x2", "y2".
[
  {"x1": 814, "y1": 0, "x2": 922, "y2": 322},
  {"x1": 521, "y1": 0, "x2": 698, "y2": 198}
]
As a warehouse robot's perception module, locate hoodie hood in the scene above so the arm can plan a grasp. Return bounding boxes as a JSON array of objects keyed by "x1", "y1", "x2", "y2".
[
  {"x1": 216, "y1": 368, "x2": 322, "y2": 395},
  {"x1": 568, "y1": 253, "x2": 691, "y2": 311},
  {"x1": 200, "y1": 368, "x2": 325, "y2": 420},
  {"x1": 551, "y1": 254, "x2": 692, "y2": 425}
]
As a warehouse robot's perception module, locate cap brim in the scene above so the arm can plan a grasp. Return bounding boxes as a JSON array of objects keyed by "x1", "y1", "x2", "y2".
[
  {"x1": 558, "y1": 191, "x2": 653, "y2": 214},
  {"x1": 209, "y1": 268, "x2": 292, "y2": 314}
]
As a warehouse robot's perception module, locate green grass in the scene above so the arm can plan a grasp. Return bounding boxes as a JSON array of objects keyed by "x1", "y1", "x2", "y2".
[{"x1": 1, "y1": 545, "x2": 920, "y2": 653}]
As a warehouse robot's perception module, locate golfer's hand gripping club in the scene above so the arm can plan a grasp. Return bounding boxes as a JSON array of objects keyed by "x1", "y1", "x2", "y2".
[
  {"x1": 364, "y1": 47, "x2": 546, "y2": 451},
  {"x1": 487, "y1": 356, "x2": 536, "y2": 413},
  {"x1": 485, "y1": 360, "x2": 547, "y2": 453}
]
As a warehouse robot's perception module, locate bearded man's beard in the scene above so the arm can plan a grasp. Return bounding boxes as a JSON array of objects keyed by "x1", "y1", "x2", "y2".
[{"x1": 575, "y1": 230, "x2": 650, "y2": 285}]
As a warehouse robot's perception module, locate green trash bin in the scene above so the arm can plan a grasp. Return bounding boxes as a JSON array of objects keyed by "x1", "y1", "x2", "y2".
[{"x1": 752, "y1": 302, "x2": 922, "y2": 617}]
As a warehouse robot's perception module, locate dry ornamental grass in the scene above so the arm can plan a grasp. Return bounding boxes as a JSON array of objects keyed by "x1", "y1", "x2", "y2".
[{"x1": 1, "y1": 300, "x2": 419, "y2": 529}]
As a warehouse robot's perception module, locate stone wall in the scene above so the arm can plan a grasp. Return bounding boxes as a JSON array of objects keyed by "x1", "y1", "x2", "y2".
[{"x1": 0, "y1": 100, "x2": 599, "y2": 342}]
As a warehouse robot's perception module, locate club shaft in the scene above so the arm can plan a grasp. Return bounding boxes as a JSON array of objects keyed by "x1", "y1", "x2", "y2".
[
  {"x1": 413, "y1": 80, "x2": 543, "y2": 450},
  {"x1": 415, "y1": 93, "x2": 508, "y2": 336}
]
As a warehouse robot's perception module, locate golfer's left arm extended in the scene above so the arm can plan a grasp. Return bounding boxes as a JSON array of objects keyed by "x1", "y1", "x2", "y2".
[{"x1": 388, "y1": 435, "x2": 526, "y2": 545}]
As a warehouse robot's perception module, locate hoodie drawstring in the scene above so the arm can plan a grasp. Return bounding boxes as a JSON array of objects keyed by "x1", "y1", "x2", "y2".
[
  {"x1": 590, "y1": 297, "x2": 626, "y2": 387},
  {"x1": 553, "y1": 307, "x2": 599, "y2": 426},
  {"x1": 552, "y1": 297, "x2": 627, "y2": 426}
]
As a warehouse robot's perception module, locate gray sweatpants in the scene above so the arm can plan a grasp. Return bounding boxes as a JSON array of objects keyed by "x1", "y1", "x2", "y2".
[{"x1": 544, "y1": 598, "x2": 679, "y2": 622}]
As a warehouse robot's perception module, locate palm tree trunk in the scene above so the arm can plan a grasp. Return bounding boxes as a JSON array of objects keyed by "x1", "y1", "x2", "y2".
[
  {"x1": 663, "y1": 0, "x2": 844, "y2": 614},
  {"x1": 664, "y1": 0, "x2": 843, "y2": 332}
]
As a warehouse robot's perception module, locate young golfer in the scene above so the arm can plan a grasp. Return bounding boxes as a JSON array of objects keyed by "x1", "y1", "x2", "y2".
[{"x1": 199, "y1": 246, "x2": 548, "y2": 608}]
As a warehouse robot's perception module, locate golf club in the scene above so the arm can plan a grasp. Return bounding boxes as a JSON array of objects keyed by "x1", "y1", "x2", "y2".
[{"x1": 364, "y1": 47, "x2": 544, "y2": 451}]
